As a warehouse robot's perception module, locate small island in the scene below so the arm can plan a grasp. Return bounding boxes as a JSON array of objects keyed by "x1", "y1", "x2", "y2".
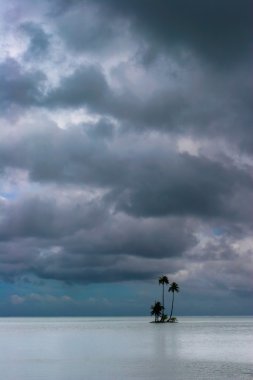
[{"x1": 150, "y1": 275, "x2": 179, "y2": 323}]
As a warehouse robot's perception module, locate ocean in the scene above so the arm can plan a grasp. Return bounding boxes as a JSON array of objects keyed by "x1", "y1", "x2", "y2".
[{"x1": 0, "y1": 316, "x2": 252, "y2": 380}]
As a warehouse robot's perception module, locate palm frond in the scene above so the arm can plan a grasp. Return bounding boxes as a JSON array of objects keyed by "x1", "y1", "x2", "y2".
[
  {"x1": 169, "y1": 282, "x2": 179, "y2": 293},
  {"x1": 159, "y1": 275, "x2": 169, "y2": 285}
]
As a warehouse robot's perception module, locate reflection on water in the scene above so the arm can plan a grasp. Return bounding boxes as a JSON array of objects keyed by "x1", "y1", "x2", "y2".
[{"x1": 0, "y1": 317, "x2": 252, "y2": 380}]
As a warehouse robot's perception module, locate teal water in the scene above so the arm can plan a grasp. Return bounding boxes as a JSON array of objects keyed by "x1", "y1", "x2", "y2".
[{"x1": 0, "y1": 317, "x2": 252, "y2": 380}]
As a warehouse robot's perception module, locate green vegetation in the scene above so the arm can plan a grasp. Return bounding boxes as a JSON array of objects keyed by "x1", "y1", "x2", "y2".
[
  {"x1": 150, "y1": 301, "x2": 164, "y2": 322},
  {"x1": 150, "y1": 276, "x2": 180, "y2": 323}
]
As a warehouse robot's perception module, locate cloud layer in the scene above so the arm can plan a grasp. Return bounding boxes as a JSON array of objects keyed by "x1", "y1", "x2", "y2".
[{"x1": 0, "y1": 0, "x2": 252, "y2": 315}]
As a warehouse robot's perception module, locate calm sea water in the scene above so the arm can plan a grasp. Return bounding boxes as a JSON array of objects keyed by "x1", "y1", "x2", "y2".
[{"x1": 0, "y1": 316, "x2": 252, "y2": 380}]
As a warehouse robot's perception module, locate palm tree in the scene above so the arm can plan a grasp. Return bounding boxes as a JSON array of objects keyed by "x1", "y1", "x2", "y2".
[
  {"x1": 159, "y1": 275, "x2": 169, "y2": 318},
  {"x1": 168, "y1": 282, "x2": 179, "y2": 320},
  {"x1": 150, "y1": 301, "x2": 163, "y2": 322}
]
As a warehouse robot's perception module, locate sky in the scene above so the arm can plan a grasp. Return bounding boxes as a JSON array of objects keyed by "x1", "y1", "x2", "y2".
[{"x1": 0, "y1": 0, "x2": 252, "y2": 316}]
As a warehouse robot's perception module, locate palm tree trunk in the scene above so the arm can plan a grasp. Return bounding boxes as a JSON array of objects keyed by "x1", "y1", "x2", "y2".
[
  {"x1": 170, "y1": 292, "x2": 174, "y2": 319},
  {"x1": 162, "y1": 284, "x2": 164, "y2": 317}
]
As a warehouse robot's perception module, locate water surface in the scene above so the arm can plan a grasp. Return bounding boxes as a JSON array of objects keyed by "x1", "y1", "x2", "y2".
[{"x1": 0, "y1": 316, "x2": 252, "y2": 380}]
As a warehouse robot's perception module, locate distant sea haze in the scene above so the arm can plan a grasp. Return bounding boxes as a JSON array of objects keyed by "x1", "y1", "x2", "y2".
[{"x1": 0, "y1": 316, "x2": 252, "y2": 380}]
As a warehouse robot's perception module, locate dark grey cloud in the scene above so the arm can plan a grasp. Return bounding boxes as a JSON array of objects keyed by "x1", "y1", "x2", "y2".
[
  {"x1": 0, "y1": 190, "x2": 196, "y2": 283},
  {"x1": 0, "y1": 240, "x2": 36, "y2": 281},
  {"x1": 0, "y1": 58, "x2": 45, "y2": 110},
  {"x1": 0, "y1": 121, "x2": 252, "y2": 223},
  {"x1": 45, "y1": 64, "x2": 109, "y2": 109},
  {"x1": 55, "y1": 2, "x2": 125, "y2": 54},
  {"x1": 0, "y1": 120, "x2": 122, "y2": 186},
  {"x1": 0, "y1": 51, "x2": 248, "y2": 153},
  {"x1": 20, "y1": 22, "x2": 50, "y2": 59},
  {"x1": 0, "y1": 195, "x2": 108, "y2": 240},
  {"x1": 41, "y1": 60, "x2": 252, "y2": 153},
  {"x1": 62, "y1": 216, "x2": 196, "y2": 260},
  {"x1": 96, "y1": 0, "x2": 252, "y2": 66},
  {"x1": 111, "y1": 154, "x2": 253, "y2": 220},
  {"x1": 51, "y1": 0, "x2": 252, "y2": 66}
]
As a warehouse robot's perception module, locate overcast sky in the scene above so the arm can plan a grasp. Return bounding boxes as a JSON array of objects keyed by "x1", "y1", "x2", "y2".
[{"x1": 0, "y1": 0, "x2": 252, "y2": 316}]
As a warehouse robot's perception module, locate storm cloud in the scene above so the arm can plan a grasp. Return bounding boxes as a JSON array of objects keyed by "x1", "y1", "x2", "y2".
[{"x1": 0, "y1": 0, "x2": 252, "y2": 315}]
